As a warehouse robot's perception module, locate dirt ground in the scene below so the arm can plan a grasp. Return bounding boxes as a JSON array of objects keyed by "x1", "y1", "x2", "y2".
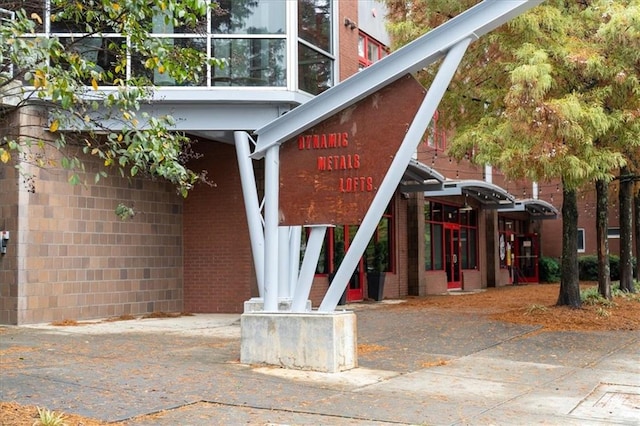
[{"x1": 2, "y1": 282, "x2": 639, "y2": 426}]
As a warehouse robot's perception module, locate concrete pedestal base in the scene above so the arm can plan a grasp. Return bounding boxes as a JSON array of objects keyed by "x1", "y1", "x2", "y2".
[
  {"x1": 240, "y1": 311, "x2": 357, "y2": 373},
  {"x1": 243, "y1": 298, "x2": 311, "y2": 313}
]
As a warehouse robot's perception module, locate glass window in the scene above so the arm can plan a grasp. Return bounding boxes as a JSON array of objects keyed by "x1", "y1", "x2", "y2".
[
  {"x1": 148, "y1": 8, "x2": 207, "y2": 34},
  {"x1": 367, "y1": 42, "x2": 379, "y2": 63},
  {"x1": 358, "y1": 32, "x2": 387, "y2": 69},
  {"x1": 425, "y1": 200, "x2": 476, "y2": 271},
  {"x1": 365, "y1": 207, "x2": 392, "y2": 273},
  {"x1": 57, "y1": 37, "x2": 125, "y2": 85},
  {"x1": 304, "y1": 204, "x2": 394, "y2": 276},
  {"x1": 460, "y1": 227, "x2": 477, "y2": 269},
  {"x1": 298, "y1": 43, "x2": 332, "y2": 95},
  {"x1": 212, "y1": 0, "x2": 286, "y2": 34},
  {"x1": 607, "y1": 227, "x2": 620, "y2": 239},
  {"x1": 131, "y1": 38, "x2": 207, "y2": 86},
  {"x1": 213, "y1": 38, "x2": 286, "y2": 87},
  {"x1": 298, "y1": 0, "x2": 331, "y2": 53},
  {"x1": 577, "y1": 228, "x2": 585, "y2": 253},
  {"x1": 425, "y1": 223, "x2": 433, "y2": 270},
  {"x1": 432, "y1": 224, "x2": 443, "y2": 270},
  {"x1": 301, "y1": 228, "x2": 329, "y2": 274},
  {"x1": 15, "y1": 0, "x2": 46, "y2": 32}
]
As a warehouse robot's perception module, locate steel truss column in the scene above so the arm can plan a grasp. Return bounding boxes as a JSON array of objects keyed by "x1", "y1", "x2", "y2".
[
  {"x1": 234, "y1": 131, "x2": 265, "y2": 297},
  {"x1": 288, "y1": 226, "x2": 302, "y2": 299},
  {"x1": 278, "y1": 226, "x2": 290, "y2": 299},
  {"x1": 291, "y1": 225, "x2": 330, "y2": 312},
  {"x1": 318, "y1": 38, "x2": 473, "y2": 312},
  {"x1": 263, "y1": 146, "x2": 280, "y2": 311}
]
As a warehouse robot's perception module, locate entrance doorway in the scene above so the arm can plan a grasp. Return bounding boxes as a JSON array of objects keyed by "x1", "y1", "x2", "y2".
[
  {"x1": 332, "y1": 225, "x2": 364, "y2": 303},
  {"x1": 444, "y1": 223, "x2": 461, "y2": 289},
  {"x1": 514, "y1": 234, "x2": 539, "y2": 283}
]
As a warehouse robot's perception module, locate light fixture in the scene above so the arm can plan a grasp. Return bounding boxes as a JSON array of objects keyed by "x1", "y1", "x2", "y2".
[
  {"x1": 459, "y1": 194, "x2": 473, "y2": 211},
  {"x1": 344, "y1": 17, "x2": 357, "y2": 30}
]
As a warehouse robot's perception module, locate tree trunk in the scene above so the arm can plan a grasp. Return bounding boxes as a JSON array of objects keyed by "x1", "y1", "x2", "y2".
[
  {"x1": 557, "y1": 184, "x2": 581, "y2": 307},
  {"x1": 595, "y1": 179, "x2": 611, "y2": 299},
  {"x1": 635, "y1": 185, "x2": 640, "y2": 282},
  {"x1": 619, "y1": 166, "x2": 635, "y2": 292}
]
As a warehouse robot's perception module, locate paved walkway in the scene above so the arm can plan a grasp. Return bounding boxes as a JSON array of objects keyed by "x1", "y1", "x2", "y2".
[{"x1": 1, "y1": 301, "x2": 639, "y2": 425}]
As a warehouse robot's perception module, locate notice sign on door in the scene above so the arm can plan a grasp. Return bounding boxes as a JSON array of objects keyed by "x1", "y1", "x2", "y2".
[{"x1": 279, "y1": 74, "x2": 426, "y2": 225}]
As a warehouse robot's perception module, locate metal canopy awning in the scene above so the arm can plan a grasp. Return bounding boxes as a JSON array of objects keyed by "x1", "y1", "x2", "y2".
[
  {"x1": 499, "y1": 198, "x2": 558, "y2": 219},
  {"x1": 401, "y1": 161, "x2": 558, "y2": 219},
  {"x1": 433, "y1": 180, "x2": 516, "y2": 207},
  {"x1": 401, "y1": 160, "x2": 515, "y2": 207},
  {"x1": 400, "y1": 159, "x2": 446, "y2": 191}
]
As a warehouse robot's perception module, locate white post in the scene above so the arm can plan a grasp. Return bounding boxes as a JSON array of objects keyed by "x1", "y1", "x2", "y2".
[
  {"x1": 278, "y1": 226, "x2": 290, "y2": 300},
  {"x1": 234, "y1": 131, "x2": 265, "y2": 297},
  {"x1": 291, "y1": 225, "x2": 329, "y2": 312},
  {"x1": 288, "y1": 226, "x2": 302, "y2": 299},
  {"x1": 263, "y1": 146, "x2": 280, "y2": 311},
  {"x1": 484, "y1": 164, "x2": 493, "y2": 184},
  {"x1": 319, "y1": 38, "x2": 473, "y2": 312}
]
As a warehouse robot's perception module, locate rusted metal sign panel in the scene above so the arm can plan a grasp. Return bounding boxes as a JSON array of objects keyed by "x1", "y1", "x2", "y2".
[{"x1": 279, "y1": 74, "x2": 426, "y2": 225}]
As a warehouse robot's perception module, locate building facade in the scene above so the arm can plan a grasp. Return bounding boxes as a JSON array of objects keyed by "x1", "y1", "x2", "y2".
[{"x1": 5, "y1": 1, "x2": 625, "y2": 326}]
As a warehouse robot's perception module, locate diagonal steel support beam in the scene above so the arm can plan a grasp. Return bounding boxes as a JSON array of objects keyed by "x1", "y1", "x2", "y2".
[
  {"x1": 319, "y1": 39, "x2": 473, "y2": 312},
  {"x1": 291, "y1": 225, "x2": 330, "y2": 312},
  {"x1": 234, "y1": 131, "x2": 265, "y2": 297},
  {"x1": 253, "y1": 0, "x2": 544, "y2": 158}
]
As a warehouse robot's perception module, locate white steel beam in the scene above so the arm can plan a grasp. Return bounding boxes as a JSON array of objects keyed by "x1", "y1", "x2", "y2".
[
  {"x1": 234, "y1": 131, "x2": 265, "y2": 297},
  {"x1": 291, "y1": 225, "x2": 329, "y2": 312},
  {"x1": 252, "y1": 0, "x2": 544, "y2": 157},
  {"x1": 319, "y1": 38, "x2": 472, "y2": 312},
  {"x1": 263, "y1": 146, "x2": 280, "y2": 312}
]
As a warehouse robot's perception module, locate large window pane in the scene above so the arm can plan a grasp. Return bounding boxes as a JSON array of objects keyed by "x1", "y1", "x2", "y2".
[
  {"x1": 461, "y1": 227, "x2": 469, "y2": 269},
  {"x1": 212, "y1": 38, "x2": 286, "y2": 86},
  {"x1": 143, "y1": 8, "x2": 207, "y2": 34},
  {"x1": 468, "y1": 228, "x2": 477, "y2": 268},
  {"x1": 298, "y1": 0, "x2": 331, "y2": 52},
  {"x1": 57, "y1": 37, "x2": 124, "y2": 85},
  {"x1": 131, "y1": 38, "x2": 207, "y2": 86},
  {"x1": 213, "y1": 0, "x2": 285, "y2": 34},
  {"x1": 425, "y1": 222, "x2": 432, "y2": 270},
  {"x1": 298, "y1": 43, "x2": 332, "y2": 95},
  {"x1": 301, "y1": 229, "x2": 329, "y2": 274},
  {"x1": 433, "y1": 224, "x2": 443, "y2": 270},
  {"x1": 366, "y1": 220, "x2": 390, "y2": 272}
]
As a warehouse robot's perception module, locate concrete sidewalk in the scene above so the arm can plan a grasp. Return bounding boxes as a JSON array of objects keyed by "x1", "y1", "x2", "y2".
[{"x1": 1, "y1": 302, "x2": 639, "y2": 425}]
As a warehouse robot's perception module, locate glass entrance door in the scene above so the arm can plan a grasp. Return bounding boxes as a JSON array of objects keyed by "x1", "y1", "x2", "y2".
[
  {"x1": 515, "y1": 234, "x2": 539, "y2": 283},
  {"x1": 444, "y1": 224, "x2": 462, "y2": 289}
]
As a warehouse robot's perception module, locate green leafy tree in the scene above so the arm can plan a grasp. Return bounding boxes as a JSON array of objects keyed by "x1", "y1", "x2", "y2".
[
  {"x1": 385, "y1": 0, "x2": 639, "y2": 307},
  {"x1": 0, "y1": 0, "x2": 223, "y2": 197}
]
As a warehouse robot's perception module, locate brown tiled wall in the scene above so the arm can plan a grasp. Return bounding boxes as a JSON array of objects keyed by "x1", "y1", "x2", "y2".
[
  {"x1": 0, "y1": 156, "x2": 19, "y2": 324},
  {"x1": 1, "y1": 107, "x2": 184, "y2": 324},
  {"x1": 183, "y1": 142, "x2": 254, "y2": 313}
]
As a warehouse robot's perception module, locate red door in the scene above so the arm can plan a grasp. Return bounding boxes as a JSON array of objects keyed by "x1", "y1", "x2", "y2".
[
  {"x1": 514, "y1": 234, "x2": 539, "y2": 283},
  {"x1": 444, "y1": 223, "x2": 462, "y2": 289}
]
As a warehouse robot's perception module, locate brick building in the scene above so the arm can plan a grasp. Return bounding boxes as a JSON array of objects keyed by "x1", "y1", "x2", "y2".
[{"x1": 4, "y1": 0, "x2": 611, "y2": 326}]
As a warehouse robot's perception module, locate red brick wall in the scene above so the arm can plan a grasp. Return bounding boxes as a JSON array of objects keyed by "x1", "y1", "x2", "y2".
[
  {"x1": 338, "y1": 0, "x2": 359, "y2": 81},
  {"x1": 183, "y1": 142, "x2": 255, "y2": 313}
]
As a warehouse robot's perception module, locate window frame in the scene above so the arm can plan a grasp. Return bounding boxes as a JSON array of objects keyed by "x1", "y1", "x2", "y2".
[
  {"x1": 577, "y1": 228, "x2": 586, "y2": 253},
  {"x1": 357, "y1": 31, "x2": 387, "y2": 69},
  {"x1": 425, "y1": 200, "x2": 478, "y2": 271}
]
